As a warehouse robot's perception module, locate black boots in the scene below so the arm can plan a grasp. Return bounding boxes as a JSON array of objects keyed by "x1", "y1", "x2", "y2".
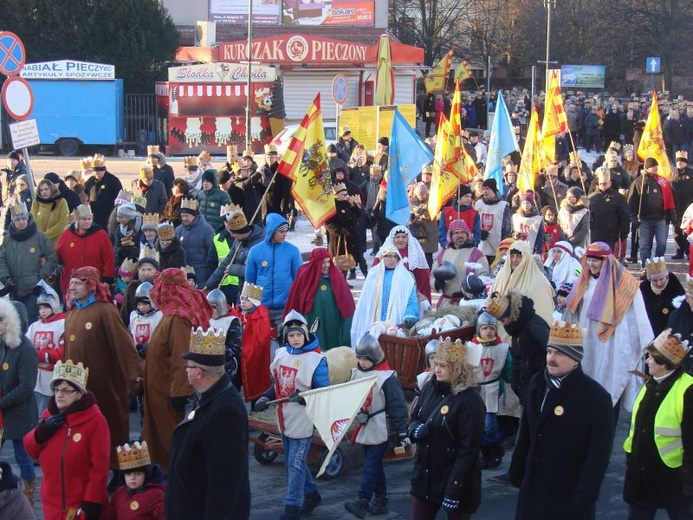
[
  {"x1": 279, "y1": 505, "x2": 300, "y2": 520},
  {"x1": 299, "y1": 491, "x2": 322, "y2": 515},
  {"x1": 368, "y1": 494, "x2": 388, "y2": 515},
  {"x1": 480, "y1": 444, "x2": 505, "y2": 469},
  {"x1": 345, "y1": 498, "x2": 370, "y2": 519}
]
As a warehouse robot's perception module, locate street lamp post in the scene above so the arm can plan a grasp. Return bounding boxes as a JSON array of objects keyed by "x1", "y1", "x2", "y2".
[
  {"x1": 245, "y1": 0, "x2": 253, "y2": 152},
  {"x1": 544, "y1": 0, "x2": 556, "y2": 93}
]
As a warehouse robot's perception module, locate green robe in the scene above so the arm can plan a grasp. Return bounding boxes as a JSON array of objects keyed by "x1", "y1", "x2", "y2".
[{"x1": 307, "y1": 277, "x2": 352, "y2": 350}]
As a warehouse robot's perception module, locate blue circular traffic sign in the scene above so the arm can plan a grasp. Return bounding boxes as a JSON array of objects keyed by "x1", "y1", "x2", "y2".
[
  {"x1": 332, "y1": 75, "x2": 349, "y2": 106},
  {"x1": 0, "y1": 32, "x2": 26, "y2": 77}
]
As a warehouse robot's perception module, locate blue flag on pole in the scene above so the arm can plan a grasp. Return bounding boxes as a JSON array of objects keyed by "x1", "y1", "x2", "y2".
[
  {"x1": 385, "y1": 110, "x2": 435, "y2": 226},
  {"x1": 485, "y1": 91, "x2": 519, "y2": 196}
]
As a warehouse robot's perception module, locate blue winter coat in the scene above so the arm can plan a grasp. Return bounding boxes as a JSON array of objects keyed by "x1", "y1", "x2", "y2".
[
  {"x1": 244, "y1": 214, "x2": 302, "y2": 310},
  {"x1": 175, "y1": 214, "x2": 215, "y2": 286}
]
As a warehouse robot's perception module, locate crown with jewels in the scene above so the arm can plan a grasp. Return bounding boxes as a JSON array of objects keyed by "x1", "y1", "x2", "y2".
[
  {"x1": 183, "y1": 156, "x2": 197, "y2": 167},
  {"x1": 142, "y1": 213, "x2": 159, "y2": 231},
  {"x1": 51, "y1": 360, "x2": 89, "y2": 393},
  {"x1": 189, "y1": 327, "x2": 226, "y2": 357},
  {"x1": 91, "y1": 154, "x2": 106, "y2": 169},
  {"x1": 10, "y1": 201, "x2": 28, "y2": 219},
  {"x1": 79, "y1": 157, "x2": 93, "y2": 171},
  {"x1": 608, "y1": 141, "x2": 622, "y2": 153},
  {"x1": 147, "y1": 145, "x2": 160, "y2": 156},
  {"x1": 676, "y1": 150, "x2": 688, "y2": 161},
  {"x1": 485, "y1": 292, "x2": 510, "y2": 319},
  {"x1": 548, "y1": 321, "x2": 583, "y2": 348},
  {"x1": 241, "y1": 282, "x2": 263, "y2": 305},
  {"x1": 132, "y1": 194, "x2": 147, "y2": 212},
  {"x1": 645, "y1": 257, "x2": 668, "y2": 279},
  {"x1": 117, "y1": 441, "x2": 152, "y2": 471},
  {"x1": 436, "y1": 338, "x2": 467, "y2": 363},
  {"x1": 74, "y1": 204, "x2": 93, "y2": 219},
  {"x1": 198, "y1": 150, "x2": 212, "y2": 163},
  {"x1": 157, "y1": 221, "x2": 175, "y2": 241},
  {"x1": 181, "y1": 197, "x2": 198, "y2": 213},
  {"x1": 119, "y1": 258, "x2": 138, "y2": 276},
  {"x1": 115, "y1": 189, "x2": 133, "y2": 206},
  {"x1": 623, "y1": 144, "x2": 634, "y2": 154},
  {"x1": 220, "y1": 203, "x2": 248, "y2": 230},
  {"x1": 652, "y1": 328, "x2": 691, "y2": 364},
  {"x1": 139, "y1": 245, "x2": 159, "y2": 263}
]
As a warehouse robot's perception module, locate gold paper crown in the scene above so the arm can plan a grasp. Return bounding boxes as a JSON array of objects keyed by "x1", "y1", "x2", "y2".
[
  {"x1": 568, "y1": 151, "x2": 581, "y2": 164},
  {"x1": 119, "y1": 258, "x2": 138, "y2": 275},
  {"x1": 341, "y1": 125, "x2": 351, "y2": 135},
  {"x1": 485, "y1": 292, "x2": 510, "y2": 319},
  {"x1": 676, "y1": 150, "x2": 688, "y2": 161},
  {"x1": 241, "y1": 282, "x2": 263, "y2": 303},
  {"x1": 157, "y1": 221, "x2": 175, "y2": 240},
  {"x1": 181, "y1": 197, "x2": 198, "y2": 212},
  {"x1": 198, "y1": 150, "x2": 212, "y2": 163},
  {"x1": 10, "y1": 201, "x2": 28, "y2": 218},
  {"x1": 117, "y1": 441, "x2": 152, "y2": 471},
  {"x1": 264, "y1": 143, "x2": 278, "y2": 155},
  {"x1": 436, "y1": 338, "x2": 467, "y2": 363},
  {"x1": 91, "y1": 154, "x2": 106, "y2": 169},
  {"x1": 132, "y1": 194, "x2": 147, "y2": 211},
  {"x1": 242, "y1": 149, "x2": 254, "y2": 158},
  {"x1": 142, "y1": 213, "x2": 159, "y2": 228},
  {"x1": 52, "y1": 360, "x2": 89, "y2": 392},
  {"x1": 334, "y1": 183, "x2": 348, "y2": 193},
  {"x1": 147, "y1": 145, "x2": 160, "y2": 156},
  {"x1": 139, "y1": 245, "x2": 159, "y2": 263},
  {"x1": 652, "y1": 328, "x2": 691, "y2": 364},
  {"x1": 221, "y1": 203, "x2": 248, "y2": 231},
  {"x1": 74, "y1": 204, "x2": 93, "y2": 219},
  {"x1": 608, "y1": 141, "x2": 622, "y2": 152},
  {"x1": 140, "y1": 165, "x2": 154, "y2": 178},
  {"x1": 645, "y1": 257, "x2": 668, "y2": 279},
  {"x1": 226, "y1": 144, "x2": 238, "y2": 154},
  {"x1": 115, "y1": 189, "x2": 133, "y2": 206},
  {"x1": 189, "y1": 327, "x2": 226, "y2": 357},
  {"x1": 370, "y1": 165, "x2": 382, "y2": 174},
  {"x1": 79, "y1": 157, "x2": 92, "y2": 170},
  {"x1": 184, "y1": 156, "x2": 197, "y2": 167},
  {"x1": 623, "y1": 144, "x2": 634, "y2": 153},
  {"x1": 548, "y1": 321, "x2": 583, "y2": 348}
]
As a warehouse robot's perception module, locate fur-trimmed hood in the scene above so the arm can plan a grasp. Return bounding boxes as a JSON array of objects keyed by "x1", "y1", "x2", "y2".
[
  {"x1": 506, "y1": 288, "x2": 525, "y2": 323},
  {"x1": 0, "y1": 299, "x2": 24, "y2": 348}
]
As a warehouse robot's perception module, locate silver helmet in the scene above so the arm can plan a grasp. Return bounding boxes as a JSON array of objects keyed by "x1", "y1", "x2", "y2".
[
  {"x1": 135, "y1": 282, "x2": 153, "y2": 302},
  {"x1": 424, "y1": 339, "x2": 439, "y2": 357},
  {"x1": 476, "y1": 311, "x2": 498, "y2": 336},
  {"x1": 206, "y1": 288, "x2": 228, "y2": 316},
  {"x1": 36, "y1": 280, "x2": 62, "y2": 314},
  {"x1": 432, "y1": 260, "x2": 457, "y2": 282},
  {"x1": 355, "y1": 333, "x2": 385, "y2": 366},
  {"x1": 282, "y1": 309, "x2": 309, "y2": 342}
]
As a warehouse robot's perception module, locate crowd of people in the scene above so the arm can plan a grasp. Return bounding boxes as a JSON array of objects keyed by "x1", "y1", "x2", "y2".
[{"x1": 0, "y1": 85, "x2": 691, "y2": 519}]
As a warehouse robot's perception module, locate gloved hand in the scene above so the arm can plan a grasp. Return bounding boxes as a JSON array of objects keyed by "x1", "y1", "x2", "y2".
[
  {"x1": 135, "y1": 343, "x2": 148, "y2": 358},
  {"x1": 78, "y1": 501, "x2": 102, "y2": 520},
  {"x1": 253, "y1": 396, "x2": 270, "y2": 412},
  {"x1": 34, "y1": 413, "x2": 66, "y2": 443},
  {"x1": 170, "y1": 396, "x2": 189, "y2": 412},
  {"x1": 442, "y1": 497, "x2": 459, "y2": 512},
  {"x1": 288, "y1": 390, "x2": 306, "y2": 405},
  {"x1": 403, "y1": 317, "x2": 417, "y2": 329},
  {"x1": 480, "y1": 230, "x2": 490, "y2": 241},
  {"x1": 434, "y1": 279, "x2": 445, "y2": 292},
  {"x1": 632, "y1": 218, "x2": 640, "y2": 230},
  {"x1": 410, "y1": 422, "x2": 430, "y2": 441},
  {"x1": 356, "y1": 411, "x2": 369, "y2": 424},
  {"x1": 398, "y1": 436, "x2": 411, "y2": 449}
]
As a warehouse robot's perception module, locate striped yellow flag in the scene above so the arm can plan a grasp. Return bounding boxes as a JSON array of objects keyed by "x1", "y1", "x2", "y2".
[
  {"x1": 424, "y1": 49, "x2": 453, "y2": 94},
  {"x1": 428, "y1": 115, "x2": 461, "y2": 219},
  {"x1": 454, "y1": 59, "x2": 472, "y2": 82},
  {"x1": 277, "y1": 93, "x2": 336, "y2": 227},
  {"x1": 637, "y1": 91, "x2": 672, "y2": 179},
  {"x1": 517, "y1": 105, "x2": 542, "y2": 193}
]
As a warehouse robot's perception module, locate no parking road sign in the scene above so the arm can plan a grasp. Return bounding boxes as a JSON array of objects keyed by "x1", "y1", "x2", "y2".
[
  {"x1": 332, "y1": 74, "x2": 349, "y2": 106},
  {"x1": 0, "y1": 32, "x2": 26, "y2": 77}
]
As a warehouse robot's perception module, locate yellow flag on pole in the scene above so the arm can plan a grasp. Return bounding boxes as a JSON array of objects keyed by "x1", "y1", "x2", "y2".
[
  {"x1": 454, "y1": 59, "x2": 472, "y2": 82},
  {"x1": 424, "y1": 48, "x2": 453, "y2": 94},
  {"x1": 541, "y1": 70, "x2": 569, "y2": 137},
  {"x1": 277, "y1": 93, "x2": 336, "y2": 227},
  {"x1": 517, "y1": 105, "x2": 542, "y2": 193},
  {"x1": 428, "y1": 115, "x2": 461, "y2": 219},
  {"x1": 637, "y1": 91, "x2": 671, "y2": 179}
]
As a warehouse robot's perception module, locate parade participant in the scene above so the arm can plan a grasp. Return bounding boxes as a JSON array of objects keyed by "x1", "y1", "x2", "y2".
[
  {"x1": 344, "y1": 334, "x2": 409, "y2": 519},
  {"x1": 475, "y1": 178, "x2": 512, "y2": 265},
  {"x1": 667, "y1": 277, "x2": 693, "y2": 368},
  {"x1": 139, "y1": 213, "x2": 158, "y2": 253},
  {"x1": 564, "y1": 242, "x2": 653, "y2": 414},
  {"x1": 558, "y1": 186, "x2": 591, "y2": 250},
  {"x1": 408, "y1": 182, "x2": 438, "y2": 269},
  {"x1": 84, "y1": 154, "x2": 123, "y2": 230},
  {"x1": 623, "y1": 329, "x2": 693, "y2": 518},
  {"x1": 44, "y1": 171, "x2": 81, "y2": 213},
  {"x1": 672, "y1": 151, "x2": 693, "y2": 260},
  {"x1": 509, "y1": 321, "x2": 614, "y2": 520},
  {"x1": 161, "y1": 178, "x2": 191, "y2": 228},
  {"x1": 166, "y1": 328, "x2": 250, "y2": 519},
  {"x1": 133, "y1": 165, "x2": 167, "y2": 215},
  {"x1": 1, "y1": 151, "x2": 27, "y2": 208},
  {"x1": 119, "y1": 257, "x2": 160, "y2": 327},
  {"x1": 490, "y1": 236, "x2": 515, "y2": 276},
  {"x1": 284, "y1": 248, "x2": 355, "y2": 350},
  {"x1": 229, "y1": 155, "x2": 265, "y2": 224},
  {"x1": 24, "y1": 360, "x2": 110, "y2": 520},
  {"x1": 186, "y1": 150, "x2": 214, "y2": 197},
  {"x1": 512, "y1": 191, "x2": 544, "y2": 255},
  {"x1": 539, "y1": 164, "x2": 569, "y2": 209},
  {"x1": 238, "y1": 282, "x2": 271, "y2": 401},
  {"x1": 156, "y1": 221, "x2": 185, "y2": 270},
  {"x1": 432, "y1": 219, "x2": 488, "y2": 307},
  {"x1": 413, "y1": 339, "x2": 438, "y2": 406},
  {"x1": 0, "y1": 461, "x2": 35, "y2": 519},
  {"x1": 622, "y1": 144, "x2": 641, "y2": 179},
  {"x1": 540, "y1": 205, "x2": 565, "y2": 259},
  {"x1": 640, "y1": 257, "x2": 684, "y2": 337},
  {"x1": 0, "y1": 201, "x2": 59, "y2": 323},
  {"x1": 437, "y1": 184, "x2": 480, "y2": 248},
  {"x1": 351, "y1": 247, "x2": 420, "y2": 347},
  {"x1": 78, "y1": 156, "x2": 92, "y2": 184},
  {"x1": 103, "y1": 442, "x2": 165, "y2": 520},
  {"x1": 326, "y1": 183, "x2": 364, "y2": 280},
  {"x1": 31, "y1": 179, "x2": 70, "y2": 247},
  {"x1": 471, "y1": 312, "x2": 510, "y2": 470},
  {"x1": 543, "y1": 240, "x2": 581, "y2": 287},
  {"x1": 197, "y1": 169, "x2": 231, "y2": 232},
  {"x1": 408, "y1": 338, "x2": 485, "y2": 519},
  {"x1": 374, "y1": 225, "x2": 432, "y2": 303},
  {"x1": 142, "y1": 268, "x2": 213, "y2": 473},
  {"x1": 489, "y1": 240, "x2": 555, "y2": 325},
  {"x1": 147, "y1": 145, "x2": 175, "y2": 198},
  {"x1": 219, "y1": 145, "x2": 241, "y2": 184},
  {"x1": 204, "y1": 204, "x2": 263, "y2": 304},
  {"x1": 114, "y1": 258, "x2": 138, "y2": 307},
  {"x1": 129, "y1": 281, "x2": 163, "y2": 359},
  {"x1": 245, "y1": 213, "x2": 302, "y2": 323},
  {"x1": 261, "y1": 144, "x2": 293, "y2": 224},
  {"x1": 175, "y1": 197, "x2": 214, "y2": 287},
  {"x1": 63, "y1": 267, "x2": 144, "y2": 469},
  {"x1": 588, "y1": 167, "x2": 631, "y2": 261},
  {"x1": 207, "y1": 288, "x2": 242, "y2": 388},
  {"x1": 254, "y1": 311, "x2": 329, "y2": 520},
  {"x1": 628, "y1": 157, "x2": 676, "y2": 270},
  {"x1": 375, "y1": 136, "x2": 389, "y2": 172},
  {"x1": 596, "y1": 149, "x2": 631, "y2": 194},
  {"x1": 111, "y1": 202, "x2": 142, "y2": 268}
]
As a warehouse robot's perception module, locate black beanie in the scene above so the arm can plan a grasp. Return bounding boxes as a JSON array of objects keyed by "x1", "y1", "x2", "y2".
[
  {"x1": 644, "y1": 157, "x2": 658, "y2": 169},
  {"x1": 0, "y1": 462, "x2": 18, "y2": 492},
  {"x1": 201, "y1": 170, "x2": 217, "y2": 185},
  {"x1": 482, "y1": 178, "x2": 498, "y2": 193},
  {"x1": 378, "y1": 136, "x2": 389, "y2": 147},
  {"x1": 458, "y1": 183, "x2": 472, "y2": 197},
  {"x1": 327, "y1": 144, "x2": 337, "y2": 153},
  {"x1": 6, "y1": 151, "x2": 19, "y2": 161}
]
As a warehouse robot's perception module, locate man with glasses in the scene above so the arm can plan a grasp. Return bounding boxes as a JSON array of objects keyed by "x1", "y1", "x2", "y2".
[{"x1": 588, "y1": 167, "x2": 631, "y2": 262}]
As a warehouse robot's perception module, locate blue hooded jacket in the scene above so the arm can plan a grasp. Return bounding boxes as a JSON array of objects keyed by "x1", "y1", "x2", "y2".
[{"x1": 244, "y1": 214, "x2": 303, "y2": 310}]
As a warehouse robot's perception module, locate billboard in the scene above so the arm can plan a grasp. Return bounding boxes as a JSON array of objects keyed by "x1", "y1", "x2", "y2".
[
  {"x1": 560, "y1": 65, "x2": 606, "y2": 89},
  {"x1": 211, "y1": 0, "x2": 281, "y2": 25},
  {"x1": 283, "y1": 0, "x2": 374, "y2": 26}
]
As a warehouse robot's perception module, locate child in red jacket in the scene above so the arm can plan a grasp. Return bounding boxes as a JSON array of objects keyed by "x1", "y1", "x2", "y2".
[{"x1": 102, "y1": 441, "x2": 165, "y2": 520}]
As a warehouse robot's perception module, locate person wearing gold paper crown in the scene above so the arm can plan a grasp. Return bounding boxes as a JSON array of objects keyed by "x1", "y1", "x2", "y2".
[
  {"x1": 640, "y1": 257, "x2": 685, "y2": 336},
  {"x1": 142, "y1": 268, "x2": 213, "y2": 473},
  {"x1": 174, "y1": 197, "x2": 214, "y2": 288},
  {"x1": 166, "y1": 328, "x2": 250, "y2": 519},
  {"x1": 102, "y1": 441, "x2": 165, "y2": 520},
  {"x1": 238, "y1": 282, "x2": 271, "y2": 402},
  {"x1": 155, "y1": 221, "x2": 185, "y2": 271},
  {"x1": 219, "y1": 145, "x2": 242, "y2": 187},
  {"x1": 407, "y1": 337, "x2": 485, "y2": 519},
  {"x1": 132, "y1": 165, "x2": 167, "y2": 215},
  {"x1": 253, "y1": 310, "x2": 329, "y2": 520},
  {"x1": 114, "y1": 258, "x2": 138, "y2": 307},
  {"x1": 147, "y1": 145, "x2": 175, "y2": 199},
  {"x1": 31, "y1": 177, "x2": 70, "y2": 247},
  {"x1": 623, "y1": 329, "x2": 693, "y2": 518},
  {"x1": 161, "y1": 178, "x2": 192, "y2": 228},
  {"x1": 509, "y1": 321, "x2": 614, "y2": 520},
  {"x1": 261, "y1": 143, "x2": 293, "y2": 223},
  {"x1": 84, "y1": 154, "x2": 124, "y2": 230},
  {"x1": 111, "y1": 202, "x2": 143, "y2": 268},
  {"x1": 24, "y1": 360, "x2": 111, "y2": 520}
]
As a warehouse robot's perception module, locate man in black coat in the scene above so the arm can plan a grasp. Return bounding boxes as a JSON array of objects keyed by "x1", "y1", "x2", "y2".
[
  {"x1": 588, "y1": 168, "x2": 630, "y2": 258},
  {"x1": 671, "y1": 151, "x2": 693, "y2": 259},
  {"x1": 166, "y1": 328, "x2": 250, "y2": 520},
  {"x1": 148, "y1": 146, "x2": 175, "y2": 199},
  {"x1": 84, "y1": 154, "x2": 123, "y2": 230},
  {"x1": 509, "y1": 321, "x2": 614, "y2": 520},
  {"x1": 640, "y1": 257, "x2": 685, "y2": 336},
  {"x1": 666, "y1": 277, "x2": 693, "y2": 374}
]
